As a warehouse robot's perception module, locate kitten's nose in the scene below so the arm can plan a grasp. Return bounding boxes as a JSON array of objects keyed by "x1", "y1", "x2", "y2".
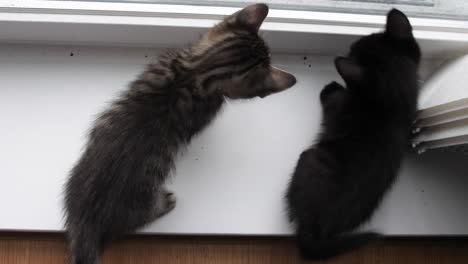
[
  {"x1": 285, "y1": 73, "x2": 297, "y2": 87},
  {"x1": 271, "y1": 66, "x2": 297, "y2": 90}
]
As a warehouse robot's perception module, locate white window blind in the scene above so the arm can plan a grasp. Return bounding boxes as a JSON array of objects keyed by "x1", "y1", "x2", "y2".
[
  {"x1": 62, "y1": 0, "x2": 468, "y2": 19},
  {"x1": 413, "y1": 55, "x2": 468, "y2": 153}
]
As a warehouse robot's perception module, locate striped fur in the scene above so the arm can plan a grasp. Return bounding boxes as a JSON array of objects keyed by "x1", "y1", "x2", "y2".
[{"x1": 64, "y1": 4, "x2": 296, "y2": 264}]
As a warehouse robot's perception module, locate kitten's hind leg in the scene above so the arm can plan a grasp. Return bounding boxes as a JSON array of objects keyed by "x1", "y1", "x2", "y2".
[
  {"x1": 320, "y1": 81, "x2": 346, "y2": 105},
  {"x1": 122, "y1": 186, "x2": 176, "y2": 235},
  {"x1": 153, "y1": 187, "x2": 177, "y2": 218}
]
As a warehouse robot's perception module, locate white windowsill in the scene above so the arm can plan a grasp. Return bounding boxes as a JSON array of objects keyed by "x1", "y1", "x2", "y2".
[
  {"x1": 1, "y1": 1, "x2": 468, "y2": 57},
  {"x1": 1, "y1": 2, "x2": 468, "y2": 236}
]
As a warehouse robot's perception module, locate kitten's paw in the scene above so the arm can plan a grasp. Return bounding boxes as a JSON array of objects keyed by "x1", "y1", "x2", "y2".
[
  {"x1": 320, "y1": 81, "x2": 344, "y2": 103},
  {"x1": 154, "y1": 190, "x2": 177, "y2": 218},
  {"x1": 164, "y1": 191, "x2": 177, "y2": 212}
]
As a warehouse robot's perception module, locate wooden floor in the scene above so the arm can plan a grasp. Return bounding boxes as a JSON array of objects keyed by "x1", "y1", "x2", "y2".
[{"x1": 1, "y1": 233, "x2": 468, "y2": 264}]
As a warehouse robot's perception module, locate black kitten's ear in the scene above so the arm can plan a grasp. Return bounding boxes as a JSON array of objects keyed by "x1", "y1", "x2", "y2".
[
  {"x1": 386, "y1": 9, "x2": 413, "y2": 39},
  {"x1": 236, "y1": 3, "x2": 269, "y2": 33},
  {"x1": 266, "y1": 66, "x2": 296, "y2": 92},
  {"x1": 335, "y1": 57, "x2": 363, "y2": 84}
]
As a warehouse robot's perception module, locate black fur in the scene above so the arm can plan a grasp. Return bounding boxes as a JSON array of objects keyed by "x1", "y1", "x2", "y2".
[
  {"x1": 64, "y1": 4, "x2": 296, "y2": 264},
  {"x1": 286, "y1": 9, "x2": 421, "y2": 260}
]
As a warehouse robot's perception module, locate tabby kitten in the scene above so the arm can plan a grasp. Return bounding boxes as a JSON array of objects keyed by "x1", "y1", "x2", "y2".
[
  {"x1": 64, "y1": 4, "x2": 296, "y2": 264},
  {"x1": 286, "y1": 9, "x2": 420, "y2": 260}
]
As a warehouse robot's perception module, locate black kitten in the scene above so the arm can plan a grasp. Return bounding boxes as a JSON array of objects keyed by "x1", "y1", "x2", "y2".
[
  {"x1": 64, "y1": 4, "x2": 296, "y2": 264},
  {"x1": 286, "y1": 9, "x2": 420, "y2": 260}
]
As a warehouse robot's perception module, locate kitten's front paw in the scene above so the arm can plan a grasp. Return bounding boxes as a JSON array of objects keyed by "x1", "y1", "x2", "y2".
[
  {"x1": 409, "y1": 125, "x2": 425, "y2": 153},
  {"x1": 320, "y1": 81, "x2": 344, "y2": 103}
]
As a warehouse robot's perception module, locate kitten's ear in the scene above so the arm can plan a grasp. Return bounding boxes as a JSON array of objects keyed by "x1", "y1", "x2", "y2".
[
  {"x1": 236, "y1": 3, "x2": 269, "y2": 33},
  {"x1": 386, "y1": 9, "x2": 413, "y2": 39},
  {"x1": 266, "y1": 66, "x2": 297, "y2": 92},
  {"x1": 335, "y1": 57, "x2": 363, "y2": 84}
]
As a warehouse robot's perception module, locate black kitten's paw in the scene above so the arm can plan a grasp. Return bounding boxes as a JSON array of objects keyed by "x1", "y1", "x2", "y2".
[
  {"x1": 320, "y1": 81, "x2": 344, "y2": 104},
  {"x1": 408, "y1": 125, "x2": 426, "y2": 153}
]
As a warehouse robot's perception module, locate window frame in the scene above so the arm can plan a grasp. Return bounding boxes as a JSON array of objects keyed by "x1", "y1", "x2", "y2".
[{"x1": 1, "y1": 0, "x2": 468, "y2": 57}]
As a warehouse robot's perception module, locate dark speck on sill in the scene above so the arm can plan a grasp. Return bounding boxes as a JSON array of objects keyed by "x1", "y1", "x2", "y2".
[
  {"x1": 303, "y1": 56, "x2": 307, "y2": 60},
  {"x1": 70, "y1": 52, "x2": 74, "y2": 57}
]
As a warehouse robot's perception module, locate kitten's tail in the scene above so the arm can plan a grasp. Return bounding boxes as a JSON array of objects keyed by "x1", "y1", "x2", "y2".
[
  {"x1": 297, "y1": 231, "x2": 380, "y2": 260},
  {"x1": 67, "y1": 226, "x2": 101, "y2": 264}
]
